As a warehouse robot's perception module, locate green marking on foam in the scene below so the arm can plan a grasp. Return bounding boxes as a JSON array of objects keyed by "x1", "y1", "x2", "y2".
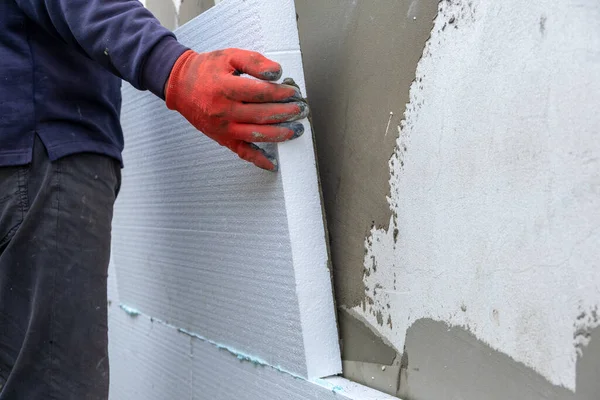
[
  {"x1": 119, "y1": 304, "x2": 141, "y2": 317},
  {"x1": 118, "y1": 303, "x2": 308, "y2": 381}
]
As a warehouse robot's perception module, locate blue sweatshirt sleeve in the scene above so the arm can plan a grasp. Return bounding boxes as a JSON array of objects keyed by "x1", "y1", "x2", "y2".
[{"x1": 14, "y1": 0, "x2": 188, "y2": 99}]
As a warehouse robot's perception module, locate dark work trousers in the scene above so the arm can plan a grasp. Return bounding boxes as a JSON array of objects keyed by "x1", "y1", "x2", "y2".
[{"x1": 0, "y1": 135, "x2": 120, "y2": 399}]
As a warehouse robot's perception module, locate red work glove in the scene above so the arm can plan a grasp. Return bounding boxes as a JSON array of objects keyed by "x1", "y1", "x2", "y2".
[{"x1": 165, "y1": 48, "x2": 308, "y2": 171}]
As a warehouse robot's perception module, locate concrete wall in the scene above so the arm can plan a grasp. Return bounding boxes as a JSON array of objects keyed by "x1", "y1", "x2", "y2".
[
  {"x1": 296, "y1": 0, "x2": 600, "y2": 399},
  {"x1": 140, "y1": 0, "x2": 600, "y2": 398}
]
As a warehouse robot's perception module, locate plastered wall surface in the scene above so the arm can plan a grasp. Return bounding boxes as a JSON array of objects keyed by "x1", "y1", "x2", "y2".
[
  {"x1": 293, "y1": 1, "x2": 439, "y2": 394},
  {"x1": 348, "y1": 0, "x2": 600, "y2": 397},
  {"x1": 295, "y1": 0, "x2": 439, "y2": 315},
  {"x1": 110, "y1": 0, "x2": 342, "y2": 394},
  {"x1": 135, "y1": 0, "x2": 600, "y2": 398}
]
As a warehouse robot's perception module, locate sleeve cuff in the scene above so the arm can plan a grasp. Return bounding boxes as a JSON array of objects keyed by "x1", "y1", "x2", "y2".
[{"x1": 141, "y1": 36, "x2": 189, "y2": 100}]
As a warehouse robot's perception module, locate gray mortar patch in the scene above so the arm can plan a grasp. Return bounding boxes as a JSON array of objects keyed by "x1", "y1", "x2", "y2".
[
  {"x1": 294, "y1": 0, "x2": 439, "y2": 391},
  {"x1": 397, "y1": 319, "x2": 600, "y2": 400},
  {"x1": 294, "y1": 0, "x2": 440, "y2": 311},
  {"x1": 338, "y1": 308, "x2": 399, "y2": 365}
]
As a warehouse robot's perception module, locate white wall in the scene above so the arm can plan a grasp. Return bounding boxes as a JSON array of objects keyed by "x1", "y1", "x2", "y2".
[{"x1": 354, "y1": 0, "x2": 600, "y2": 392}]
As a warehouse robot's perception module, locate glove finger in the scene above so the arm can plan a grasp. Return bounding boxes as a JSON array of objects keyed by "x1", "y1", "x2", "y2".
[
  {"x1": 230, "y1": 102, "x2": 309, "y2": 124},
  {"x1": 228, "y1": 49, "x2": 283, "y2": 81},
  {"x1": 224, "y1": 76, "x2": 302, "y2": 103},
  {"x1": 229, "y1": 122, "x2": 304, "y2": 142},
  {"x1": 222, "y1": 140, "x2": 278, "y2": 171}
]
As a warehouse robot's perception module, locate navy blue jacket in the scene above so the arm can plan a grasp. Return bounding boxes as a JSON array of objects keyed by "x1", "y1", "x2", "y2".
[{"x1": 0, "y1": 0, "x2": 188, "y2": 166}]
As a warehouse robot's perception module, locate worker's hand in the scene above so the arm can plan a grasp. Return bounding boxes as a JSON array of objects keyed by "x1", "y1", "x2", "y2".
[{"x1": 165, "y1": 49, "x2": 308, "y2": 171}]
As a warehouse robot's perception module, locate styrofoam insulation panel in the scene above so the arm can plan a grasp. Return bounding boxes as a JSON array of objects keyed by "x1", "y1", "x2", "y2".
[
  {"x1": 107, "y1": 299, "x2": 395, "y2": 400},
  {"x1": 113, "y1": 0, "x2": 340, "y2": 380}
]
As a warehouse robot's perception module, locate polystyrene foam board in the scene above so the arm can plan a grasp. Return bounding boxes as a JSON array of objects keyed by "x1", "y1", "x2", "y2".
[
  {"x1": 107, "y1": 304, "x2": 395, "y2": 400},
  {"x1": 113, "y1": 0, "x2": 339, "y2": 379}
]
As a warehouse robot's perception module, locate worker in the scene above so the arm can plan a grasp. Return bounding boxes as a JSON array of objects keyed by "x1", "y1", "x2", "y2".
[{"x1": 0, "y1": 1, "x2": 308, "y2": 398}]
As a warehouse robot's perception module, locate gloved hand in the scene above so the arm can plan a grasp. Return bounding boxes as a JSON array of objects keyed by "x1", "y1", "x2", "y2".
[{"x1": 165, "y1": 48, "x2": 309, "y2": 171}]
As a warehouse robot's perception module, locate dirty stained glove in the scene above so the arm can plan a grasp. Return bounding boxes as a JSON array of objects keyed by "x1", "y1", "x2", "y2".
[{"x1": 165, "y1": 48, "x2": 309, "y2": 171}]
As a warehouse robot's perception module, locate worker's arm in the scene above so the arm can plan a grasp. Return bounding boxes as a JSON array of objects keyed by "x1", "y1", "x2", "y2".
[
  {"x1": 15, "y1": 0, "x2": 307, "y2": 171},
  {"x1": 14, "y1": 0, "x2": 184, "y2": 98}
]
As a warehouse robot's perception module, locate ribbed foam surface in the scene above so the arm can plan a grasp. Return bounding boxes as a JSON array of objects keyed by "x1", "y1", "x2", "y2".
[
  {"x1": 107, "y1": 297, "x2": 393, "y2": 400},
  {"x1": 112, "y1": 0, "x2": 340, "y2": 381}
]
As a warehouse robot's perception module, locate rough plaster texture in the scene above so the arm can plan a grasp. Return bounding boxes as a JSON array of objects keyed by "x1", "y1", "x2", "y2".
[
  {"x1": 113, "y1": 0, "x2": 339, "y2": 380},
  {"x1": 354, "y1": 0, "x2": 600, "y2": 393},
  {"x1": 293, "y1": 3, "x2": 439, "y2": 392},
  {"x1": 293, "y1": 0, "x2": 437, "y2": 391},
  {"x1": 107, "y1": 263, "x2": 393, "y2": 400},
  {"x1": 294, "y1": 0, "x2": 439, "y2": 312}
]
